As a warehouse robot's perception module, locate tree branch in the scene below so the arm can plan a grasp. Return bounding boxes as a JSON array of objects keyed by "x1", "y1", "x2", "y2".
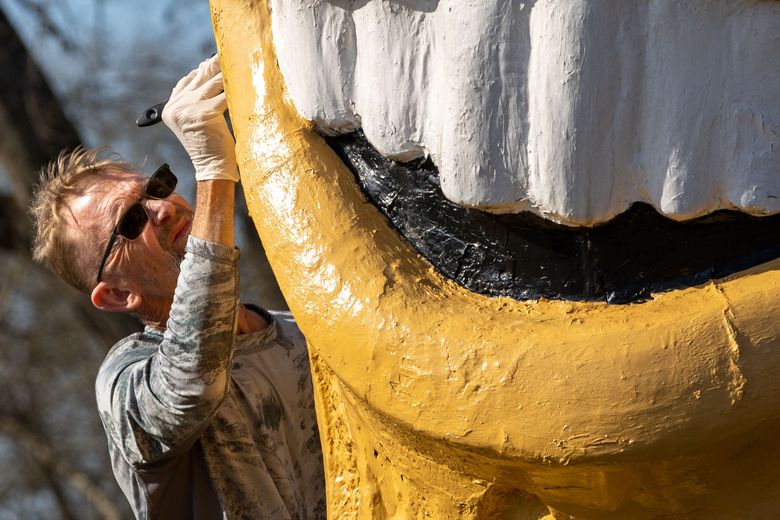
[
  {"x1": 0, "y1": 5, "x2": 80, "y2": 207},
  {"x1": 0, "y1": 414, "x2": 122, "y2": 520}
]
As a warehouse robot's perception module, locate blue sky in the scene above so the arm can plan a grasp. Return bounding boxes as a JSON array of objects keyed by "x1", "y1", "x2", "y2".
[{"x1": 0, "y1": 0, "x2": 215, "y2": 195}]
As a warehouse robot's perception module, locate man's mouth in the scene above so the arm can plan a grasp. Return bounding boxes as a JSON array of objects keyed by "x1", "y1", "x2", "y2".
[{"x1": 169, "y1": 217, "x2": 191, "y2": 251}]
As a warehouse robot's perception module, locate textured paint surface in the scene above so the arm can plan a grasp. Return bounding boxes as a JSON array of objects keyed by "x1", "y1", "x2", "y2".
[
  {"x1": 268, "y1": 0, "x2": 780, "y2": 225},
  {"x1": 212, "y1": 0, "x2": 780, "y2": 517},
  {"x1": 328, "y1": 130, "x2": 780, "y2": 303}
]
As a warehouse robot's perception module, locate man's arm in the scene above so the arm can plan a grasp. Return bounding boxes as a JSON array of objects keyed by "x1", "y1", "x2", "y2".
[
  {"x1": 192, "y1": 179, "x2": 235, "y2": 246},
  {"x1": 97, "y1": 56, "x2": 245, "y2": 464},
  {"x1": 164, "y1": 54, "x2": 239, "y2": 247}
]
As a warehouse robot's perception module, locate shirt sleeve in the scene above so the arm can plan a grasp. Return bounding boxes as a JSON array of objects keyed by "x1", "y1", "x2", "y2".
[{"x1": 96, "y1": 235, "x2": 240, "y2": 466}]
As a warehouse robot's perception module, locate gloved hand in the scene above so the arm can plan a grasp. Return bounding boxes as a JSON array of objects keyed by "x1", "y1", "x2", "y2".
[{"x1": 162, "y1": 55, "x2": 239, "y2": 182}]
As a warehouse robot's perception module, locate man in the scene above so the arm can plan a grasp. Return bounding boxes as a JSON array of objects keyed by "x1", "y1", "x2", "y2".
[{"x1": 30, "y1": 56, "x2": 326, "y2": 519}]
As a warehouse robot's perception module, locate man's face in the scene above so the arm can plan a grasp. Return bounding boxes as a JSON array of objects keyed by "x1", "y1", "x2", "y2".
[{"x1": 70, "y1": 169, "x2": 194, "y2": 303}]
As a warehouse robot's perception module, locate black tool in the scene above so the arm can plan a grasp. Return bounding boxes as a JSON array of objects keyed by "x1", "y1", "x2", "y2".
[
  {"x1": 137, "y1": 53, "x2": 220, "y2": 128},
  {"x1": 136, "y1": 101, "x2": 167, "y2": 127}
]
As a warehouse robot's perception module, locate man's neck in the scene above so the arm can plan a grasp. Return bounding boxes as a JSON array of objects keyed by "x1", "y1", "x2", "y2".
[
  {"x1": 138, "y1": 296, "x2": 172, "y2": 331},
  {"x1": 237, "y1": 305, "x2": 270, "y2": 334}
]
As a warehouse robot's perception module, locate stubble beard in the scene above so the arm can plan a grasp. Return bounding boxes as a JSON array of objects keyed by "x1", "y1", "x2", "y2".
[
  {"x1": 152, "y1": 207, "x2": 194, "y2": 305},
  {"x1": 162, "y1": 207, "x2": 194, "y2": 272}
]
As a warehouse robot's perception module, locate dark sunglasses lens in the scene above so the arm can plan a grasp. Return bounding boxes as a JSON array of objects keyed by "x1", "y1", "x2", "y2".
[
  {"x1": 116, "y1": 203, "x2": 148, "y2": 239},
  {"x1": 145, "y1": 164, "x2": 177, "y2": 199}
]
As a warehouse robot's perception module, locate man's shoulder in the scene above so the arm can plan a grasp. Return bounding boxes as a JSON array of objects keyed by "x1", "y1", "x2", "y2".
[
  {"x1": 265, "y1": 310, "x2": 305, "y2": 345},
  {"x1": 95, "y1": 330, "x2": 160, "y2": 400},
  {"x1": 102, "y1": 329, "x2": 161, "y2": 365}
]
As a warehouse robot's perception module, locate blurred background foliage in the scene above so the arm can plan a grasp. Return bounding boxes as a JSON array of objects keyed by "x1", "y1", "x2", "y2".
[{"x1": 0, "y1": 1, "x2": 285, "y2": 517}]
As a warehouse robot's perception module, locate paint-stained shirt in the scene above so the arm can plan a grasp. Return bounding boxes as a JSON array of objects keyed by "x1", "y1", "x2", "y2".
[{"x1": 95, "y1": 236, "x2": 326, "y2": 519}]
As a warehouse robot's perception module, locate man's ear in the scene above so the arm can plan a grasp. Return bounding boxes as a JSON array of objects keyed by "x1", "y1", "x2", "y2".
[{"x1": 91, "y1": 282, "x2": 142, "y2": 313}]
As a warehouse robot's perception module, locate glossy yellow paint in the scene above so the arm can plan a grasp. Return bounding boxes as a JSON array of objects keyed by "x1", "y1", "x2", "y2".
[{"x1": 211, "y1": 1, "x2": 780, "y2": 517}]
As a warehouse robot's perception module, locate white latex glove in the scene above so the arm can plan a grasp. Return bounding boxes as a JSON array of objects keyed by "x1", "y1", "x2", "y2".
[{"x1": 162, "y1": 55, "x2": 238, "y2": 182}]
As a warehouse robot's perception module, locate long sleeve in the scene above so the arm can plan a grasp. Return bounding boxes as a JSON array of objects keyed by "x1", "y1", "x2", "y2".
[{"x1": 96, "y1": 236, "x2": 240, "y2": 466}]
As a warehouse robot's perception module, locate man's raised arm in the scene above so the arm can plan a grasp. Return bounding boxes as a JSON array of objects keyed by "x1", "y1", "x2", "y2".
[{"x1": 162, "y1": 55, "x2": 238, "y2": 247}]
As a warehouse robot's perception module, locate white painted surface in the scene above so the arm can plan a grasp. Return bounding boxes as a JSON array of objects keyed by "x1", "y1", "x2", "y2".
[{"x1": 269, "y1": 0, "x2": 780, "y2": 225}]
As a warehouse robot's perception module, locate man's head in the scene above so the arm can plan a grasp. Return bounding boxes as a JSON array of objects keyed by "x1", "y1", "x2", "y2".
[{"x1": 31, "y1": 147, "x2": 193, "y2": 324}]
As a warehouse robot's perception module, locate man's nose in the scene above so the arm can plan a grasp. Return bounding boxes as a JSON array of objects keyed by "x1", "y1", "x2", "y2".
[{"x1": 144, "y1": 198, "x2": 176, "y2": 226}]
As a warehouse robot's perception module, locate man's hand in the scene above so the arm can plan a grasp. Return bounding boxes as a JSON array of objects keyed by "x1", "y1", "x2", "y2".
[
  {"x1": 164, "y1": 55, "x2": 237, "y2": 247},
  {"x1": 162, "y1": 55, "x2": 239, "y2": 182}
]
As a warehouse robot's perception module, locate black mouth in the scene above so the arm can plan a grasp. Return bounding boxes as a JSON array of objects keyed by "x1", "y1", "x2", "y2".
[{"x1": 326, "y1": 130, "x2": 780, "y2": 304}]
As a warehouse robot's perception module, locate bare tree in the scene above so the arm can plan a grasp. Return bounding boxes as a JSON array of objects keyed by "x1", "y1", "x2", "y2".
[
  {"x1": 0, "y1": 2, "x2": 79, "y2": 205},
  {"x1": 0, "y1": 4, "x2": 134, "y2": 518},
  {"x1": 0, "y1": 1, "x2": 287, "y2": 517}
]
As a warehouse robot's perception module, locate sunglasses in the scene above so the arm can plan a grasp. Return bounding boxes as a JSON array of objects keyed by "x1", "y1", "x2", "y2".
[{"x1": 95, "y1": 164, "x2": 178, "y2": 284}]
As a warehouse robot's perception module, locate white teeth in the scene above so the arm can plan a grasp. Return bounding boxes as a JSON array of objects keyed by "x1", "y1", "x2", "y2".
[{"x1": 269, "y1": 0, "x2": 780, "y2": 225}]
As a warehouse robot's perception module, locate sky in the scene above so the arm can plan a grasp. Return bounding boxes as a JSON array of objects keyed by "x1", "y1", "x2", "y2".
[
  {"x1": 1, "y1": 0, "x2": 214, "y2": 99},
  {"x1": 0, "y1": 0, "x2": 215, "y2": 196}
]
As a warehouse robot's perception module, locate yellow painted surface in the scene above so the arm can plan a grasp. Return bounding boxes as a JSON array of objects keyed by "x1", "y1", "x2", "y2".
[{"x1": 211, "y1": 1, "x2": 780, "y2": 517}]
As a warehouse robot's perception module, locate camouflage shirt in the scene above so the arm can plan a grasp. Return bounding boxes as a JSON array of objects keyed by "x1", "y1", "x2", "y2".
[{"x1": 95, "y1": 237, "x2": 325, "y2": 519}]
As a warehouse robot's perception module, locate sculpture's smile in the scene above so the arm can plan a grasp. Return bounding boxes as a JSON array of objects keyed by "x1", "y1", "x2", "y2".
[
  {"x1": 328, "y1": 130, "x2": 780, "y2": 303},
  {"x1": 212, "y1": 0, "x2": 780, "y2": 516},
  {"x1": 265, "y1": 0, "x2": 780, "y2": 304}
]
